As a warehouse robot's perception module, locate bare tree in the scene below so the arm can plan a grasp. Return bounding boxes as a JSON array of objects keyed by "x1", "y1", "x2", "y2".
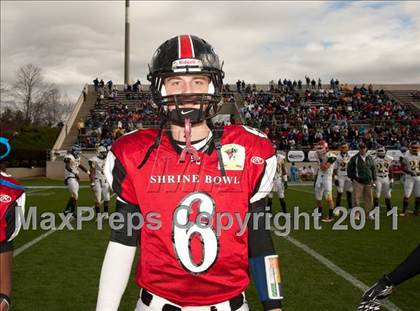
[
  {"x1": 41, "y1": 84, "x2": 62, "y2": 126},
  {"x1": 8, "y1": 64, "x2": 75, "y2": 127},
  {"x1": 13, "y1": 64, "x2": 43, "y2": 123}
]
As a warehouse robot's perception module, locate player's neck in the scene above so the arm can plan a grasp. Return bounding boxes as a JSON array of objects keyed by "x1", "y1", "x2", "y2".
[{"x1": 170, "y1": 121, "x2": 211, "y2": 142}]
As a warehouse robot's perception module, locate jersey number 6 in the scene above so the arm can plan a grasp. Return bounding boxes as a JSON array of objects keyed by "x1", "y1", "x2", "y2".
[{"x1": 173, "y1": 192, "x2": 219, "y2": 274}]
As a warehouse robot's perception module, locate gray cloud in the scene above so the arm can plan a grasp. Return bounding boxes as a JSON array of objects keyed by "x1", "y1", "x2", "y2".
[{"x1": 1, "y1": 0, "x2": 419, "y2": 102}]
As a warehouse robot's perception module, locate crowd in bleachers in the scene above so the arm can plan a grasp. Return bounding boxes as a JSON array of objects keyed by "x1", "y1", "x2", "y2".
[
  {"x1": 78, "y1": 78, "x2": 160, "y2": 148},
  {"x1": 77, "y1": 77, "x2": 419, "y2": 151},
  {"x1": 240, "y1": 83, "x2": 419, "y2": 150}
]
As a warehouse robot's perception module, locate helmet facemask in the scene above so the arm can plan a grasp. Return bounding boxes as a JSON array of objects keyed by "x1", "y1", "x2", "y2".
[
  {"x1": 409, "y1": 141, "x2": 419, "y2": 155},
  {"x1": 149, "y1": 70, "x2": 224, "y2": 126},
  {"x1": 376, "y1": 147, "x2": 386, "y2": 158},
  {"x1": 316, "y1": 140, "x2": 328, "y2": 156},
  {"x1": 340, "y1": 143, "x2": 349, "y2": 155}
]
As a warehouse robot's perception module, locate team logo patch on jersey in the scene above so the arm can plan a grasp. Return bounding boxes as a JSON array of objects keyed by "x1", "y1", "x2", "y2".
[
  {"x1": 219, "y1": 144, "x2": 245, "y2": 170},
  {"x1": 251, "y1": 156, "x2": 264, "y2": 165},
  {"x1": 0, "y1": 194, "x2": 12, "y2": 203}
]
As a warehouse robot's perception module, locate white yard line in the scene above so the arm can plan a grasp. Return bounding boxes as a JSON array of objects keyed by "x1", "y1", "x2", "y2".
[
  {"x1": 276, "y1": 186, "x2": 400, "y2": 310},
  {"x1": 26, "y1": 188, "x2": 53, "y2": 195},
  {"x1": 26, "y1": 185, "x2": 90, "y2": 189},
  {"x1": 280, "y1": 235, "x2": 401, "y2": 311},
  {"x1": 14, "y1": 194, "x2": 116, "y2": 257},
  {"x1": 13, "y1": 229, "x2": 57, "y2": 257}
]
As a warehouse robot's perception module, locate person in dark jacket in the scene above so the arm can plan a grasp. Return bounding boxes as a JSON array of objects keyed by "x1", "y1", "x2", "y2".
[{"x1": 347, "y1": 142, "x2": 377, "y2": 217}]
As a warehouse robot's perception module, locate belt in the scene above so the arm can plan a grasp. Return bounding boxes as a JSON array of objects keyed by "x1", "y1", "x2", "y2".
[{"x1": 141, "y1": 289, "x2": 244, "y2": 311}]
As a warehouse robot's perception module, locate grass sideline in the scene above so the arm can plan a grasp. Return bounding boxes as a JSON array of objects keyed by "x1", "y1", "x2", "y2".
[{"x1": 12, "y1": 178, "x2": 420, "y2": 310}]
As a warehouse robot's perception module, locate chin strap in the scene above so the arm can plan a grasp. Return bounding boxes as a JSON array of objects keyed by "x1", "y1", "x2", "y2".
[
  {"x1": 137, "y1": 120, "x2": 166, "y2": 170},
  {"x1": 179, "y1": 118, "x2": 200, "y2": 163},
  {"x1": 207, "y1": 121, "x2": 225, "y2": 177}
]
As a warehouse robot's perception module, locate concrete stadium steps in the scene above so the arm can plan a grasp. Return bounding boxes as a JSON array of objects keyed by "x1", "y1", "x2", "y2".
[
  {"x1": 60, "y1": 85, "x2": 97, "y2": 149},
  {"x1": 386, "y1": 90, "x2": 420, "y2": 112},
  {"x1": 387, "y1": 90, "x2": 417, "y2": 103}
]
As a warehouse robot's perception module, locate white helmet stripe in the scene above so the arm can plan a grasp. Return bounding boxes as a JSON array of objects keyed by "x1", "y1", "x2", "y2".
[{"x1": 189, "y1": 35, "x2": 195, "y2": 58}]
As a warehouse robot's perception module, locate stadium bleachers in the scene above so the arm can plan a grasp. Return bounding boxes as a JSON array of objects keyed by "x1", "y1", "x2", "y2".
[{"x1": 46, "y1": 81, "x2": 419, "y2": 179}]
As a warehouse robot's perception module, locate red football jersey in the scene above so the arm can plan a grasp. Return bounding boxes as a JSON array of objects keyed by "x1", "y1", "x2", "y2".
[
  {"x1": 0, "y1": 172, "x2": 25, "y2": 247},
  {"x1": 107, "y1": 125, "x2": 275, "y2": 306}
]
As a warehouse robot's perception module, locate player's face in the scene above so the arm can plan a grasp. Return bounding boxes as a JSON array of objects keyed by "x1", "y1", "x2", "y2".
[
  {"x1": 340, "y1": 144, "x2": 349, "y2": 154},
  {"x1": 409, "y1": 144, "x2": 419, "y2": 155},
  {"x1": 164, "y1": 75, "x2": 210, "y2": 110},
  {"x1": 315, "y1": 145, "x2": 326, "y2": 155}
]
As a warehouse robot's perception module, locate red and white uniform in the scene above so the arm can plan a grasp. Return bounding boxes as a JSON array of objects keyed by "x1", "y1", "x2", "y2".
[
  {"x1": 0, "y1": 171, "x2": 25, "y2": 252},
  {"x1": 315, "y1": 152, "x2": 336, "y2": 200},
  {"x1": 105, "y1": 125, "x2": 276, "y2": 306}
]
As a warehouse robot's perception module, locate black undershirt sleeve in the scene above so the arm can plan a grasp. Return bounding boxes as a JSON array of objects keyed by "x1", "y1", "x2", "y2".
[
  {"x1": 388, "y1": 244, "x2": 420, "y2": 286},
  {"x1": 110, "y1": 199, "x2": 141, "y2": 247}
]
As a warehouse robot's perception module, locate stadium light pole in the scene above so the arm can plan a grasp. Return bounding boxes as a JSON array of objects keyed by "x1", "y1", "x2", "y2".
[{"x1": 124, "y1": 0, "x2": 130, "y2": 85}]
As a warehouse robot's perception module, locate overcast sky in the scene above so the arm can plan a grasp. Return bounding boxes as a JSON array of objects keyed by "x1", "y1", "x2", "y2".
[{"x1": 1, "y1": 0, "x2": 419, "y2": 102}]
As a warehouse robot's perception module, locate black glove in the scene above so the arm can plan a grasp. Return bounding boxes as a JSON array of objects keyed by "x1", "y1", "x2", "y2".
[
  {"x1": 334, "y1": 179, "x2": 339, "y2": 187},
  {"x1": 75, "y1": 174, "x2": 80, "y2": 181},
  {"x1": 357, "y1": 275, "x2": 394, "y2": 311},
  {"x1": 284, "y1": 181, "x2": 288, "y2": 190}
]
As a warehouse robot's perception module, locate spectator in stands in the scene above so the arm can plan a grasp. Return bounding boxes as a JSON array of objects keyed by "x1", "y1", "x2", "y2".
[
  {"x1": 311, "y1": 79, "x2": 316, "y2": 90},
  {"x1": 305, "y1": 75, "x2": 310, "y2": 89},
  {"x1": 93, "y1": 78, "x2": 99, "y2": 91},
  {"x1": 330, "y1": 78, "x2": 335, "y2": 90},
  {"x1": 308, "y1": 165, "x2": 315, "y2": 180},
  {"x1": 83, "y1": 86, "x2": 87, "y2": 103},
  {"x1": 236, "y1": 79, "x2": 241, "y2": 92},
  {"x1": 78, "y1": 118, "x2": 85, "y2": 135},
  {"x1": 107, "y1": 80, "x2": 113, "y2": 92},
  {"x1": 298, "y1": 80, "x2": 302, "y2": 89},
  {"x1": 318, "y1": 78, "x2": 322, "y2": 90},
  {"x1": 299, "y1": 166, "x2": 308, "y2": 181},
  {"x1": 131, "y1": 80, "x2": 140, "y2": 94}
]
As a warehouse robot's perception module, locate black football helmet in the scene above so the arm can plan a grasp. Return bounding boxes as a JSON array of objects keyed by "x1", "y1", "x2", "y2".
[{"x1": 147, "y1": 35, "x2": 225, "y2": 125}]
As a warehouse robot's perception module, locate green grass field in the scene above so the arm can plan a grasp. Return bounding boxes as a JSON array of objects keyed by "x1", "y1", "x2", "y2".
[{"x1": 12, "y1": 178, "x2": 420, "y2": 310}]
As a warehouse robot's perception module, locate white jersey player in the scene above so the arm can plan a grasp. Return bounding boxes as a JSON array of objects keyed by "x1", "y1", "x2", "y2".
[
  {"x1": 89, "y1": 145, "x2": 111, "y2": 217},
  {"x1": 63, "y1": 145, "x2": 89, "y2": 217},
  {"x1": 314, "y1": 140, "x2": 337, "y2": 222},
  {"x1": 333, "y1": 142, "x2": 353, "y2": 209},
  {"x1": 373, "y1": 146, "x2": 394, "y2": 211},
  {"x1": 400, "y1": 141, "x2": 420, "y2": 216},
  {"x1": 268, "y1": 151, "x2": 288, "y2": 213}
]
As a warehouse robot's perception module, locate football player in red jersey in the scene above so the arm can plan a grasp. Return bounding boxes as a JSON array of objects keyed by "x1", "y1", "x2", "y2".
[
  {"x1": 0, "y1": 137, "x2": 26, "y2": 311},
  {"x1": 96, "y1": 35, "x2": 283, "y2": 311}
]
